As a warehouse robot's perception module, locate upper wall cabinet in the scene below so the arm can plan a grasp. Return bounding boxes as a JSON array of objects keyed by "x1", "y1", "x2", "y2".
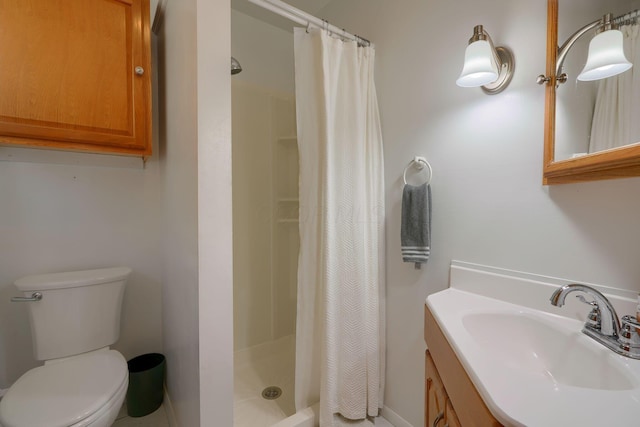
[
  {"x1": 0, "y1": 0, "x2": 152, "y2": 157},
  {"x1": 542, "y1": 0, "x2": 640, "y2": 184}
]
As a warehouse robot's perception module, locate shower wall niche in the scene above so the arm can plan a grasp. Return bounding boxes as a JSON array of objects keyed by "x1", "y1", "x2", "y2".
[{"x1": 232, "y1": 79, "x2": 298, "y2": 351}]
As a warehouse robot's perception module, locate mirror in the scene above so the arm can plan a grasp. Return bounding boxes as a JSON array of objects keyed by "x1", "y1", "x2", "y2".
[{"x1": 543, "y1": 0, "x2": 640, "y2": 184}]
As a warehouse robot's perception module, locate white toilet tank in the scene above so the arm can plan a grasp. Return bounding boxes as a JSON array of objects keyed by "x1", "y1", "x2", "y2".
[{"x1": 14, "y1": 267, "x2": 131, "y2": 361}]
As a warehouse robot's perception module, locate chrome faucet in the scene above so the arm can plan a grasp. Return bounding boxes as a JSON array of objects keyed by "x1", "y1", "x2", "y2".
[
  {"x1": 550, "y1": 283, "x2": 640, "y2": 359},
  {"x1": 550, "y1": 284, "x2": 621, "y2": 337}
]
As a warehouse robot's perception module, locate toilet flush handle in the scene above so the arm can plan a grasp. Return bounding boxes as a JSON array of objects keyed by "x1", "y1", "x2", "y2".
[{"x1": 11, "y1": 292, "x2": 42, "y2": 302}]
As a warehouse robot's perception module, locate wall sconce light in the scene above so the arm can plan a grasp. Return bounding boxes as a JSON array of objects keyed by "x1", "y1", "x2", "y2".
[
  {"x1": 456, "y1": 25, "x2": 515, "y2": 95},
  {"x1": 537, "y1": 13, "x2": 632, "y2": 86}
]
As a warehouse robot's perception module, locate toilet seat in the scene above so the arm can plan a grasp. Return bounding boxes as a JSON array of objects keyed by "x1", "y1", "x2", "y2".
[
  {"x1": 0, "y1": 349, "x2": 127, "y2": 427},
  {"x1": 69, "y1": 376, "x2": 127, "y2": 427}
]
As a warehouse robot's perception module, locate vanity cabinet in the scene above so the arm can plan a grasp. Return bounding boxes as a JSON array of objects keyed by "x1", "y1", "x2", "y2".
[
  {"x1": 0, "y1": 0, "x2": 152, "y2": 157},
  {"x1": 445, "y1": 399, "x2": 461, "y2": 427},
  {"x1": 424, "y1": 304, "x2": 502, "y2": 427},
  {"x1": 425, "y1": 350, "x2": 446, "y2": 427},
  {"x1": 426, "y1": 351, "x2": 461, "y2": 427}
]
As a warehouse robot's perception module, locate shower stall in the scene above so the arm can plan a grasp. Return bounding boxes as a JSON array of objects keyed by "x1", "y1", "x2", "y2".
[
  {"x1": 231, "y1": 8, "x2": 299, "y2": 425},
  {"x1": 232, "y1": 2, "x2": 386, "y2": 426}
]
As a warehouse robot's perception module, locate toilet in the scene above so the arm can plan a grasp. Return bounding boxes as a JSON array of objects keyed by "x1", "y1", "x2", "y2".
[{"x1": 0, "y1": 267, "x2": 132, "y2": 427}]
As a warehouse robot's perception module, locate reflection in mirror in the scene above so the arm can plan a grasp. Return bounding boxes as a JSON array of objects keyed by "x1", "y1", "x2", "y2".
[{"x1": 555, "y1": 0, "x2": 640, "y2": 162}]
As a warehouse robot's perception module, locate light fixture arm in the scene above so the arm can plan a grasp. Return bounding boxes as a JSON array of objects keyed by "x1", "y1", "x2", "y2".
[
  {"x1": 538, "y1": 13, "x2": 621, "y2": 85},
  {"x1": 555, "y1": 18, "x2": 601, "y2": 77},
  {"x1": 470, "y1": 25, "x2": 502, "y2": 68},
  {"x1": 470, "y1": 25, "x2": 515, "y2": 94}
]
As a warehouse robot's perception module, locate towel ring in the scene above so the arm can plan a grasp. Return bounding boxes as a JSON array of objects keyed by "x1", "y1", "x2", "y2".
[{"x1": 403, "y1": 156, "x2": 432, "y2": 185}]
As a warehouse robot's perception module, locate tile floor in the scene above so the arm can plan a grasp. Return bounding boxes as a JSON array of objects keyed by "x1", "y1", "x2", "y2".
[
  {"x1": 112, "y1": 341, "x2": 394, "y2": 427},
  {"x1": 113, "y1": 400, "x2": 393, "y2": 427},
  {"x1": 113, "y1": 402, "x2": 170, "y2": 427},
  {"x1": 374, "y1": 417, "x2": 394, "y2": 427}
]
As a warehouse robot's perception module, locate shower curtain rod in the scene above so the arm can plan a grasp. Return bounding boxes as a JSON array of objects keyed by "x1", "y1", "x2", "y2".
[
  {"x1": 247, "y1": 0, "x2": 371, "y2": 46},
  {"x1": 613, "y1": 8, "x2": 640, "y2": 25}
]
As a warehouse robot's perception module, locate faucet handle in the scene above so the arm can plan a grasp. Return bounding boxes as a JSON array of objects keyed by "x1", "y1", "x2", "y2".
[
  {"x1": 620, "y1": 315, "x2": 640, "y2": 348},
  {"x1": 576, "y1": 294, "x2": 597, "y2": 307},
  {"x1": 576, "y1": 295, "x2": 601, "y2": 329},
  {"x1": 621, "y1": 315, "x2": 640, "y2": 330}
]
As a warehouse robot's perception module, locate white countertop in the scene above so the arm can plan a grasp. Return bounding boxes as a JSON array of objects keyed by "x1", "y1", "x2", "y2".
[{"x1": 426, "y1": 261, "x2": 640, "y2": 427}]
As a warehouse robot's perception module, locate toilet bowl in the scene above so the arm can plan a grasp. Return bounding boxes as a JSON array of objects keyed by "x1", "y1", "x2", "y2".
[
  {"x1": 0, "y1": 267, "x2": 132, "y2": 427},
  {"x1": 0, "y1": 349, "x2": 128, "y2": 427}
]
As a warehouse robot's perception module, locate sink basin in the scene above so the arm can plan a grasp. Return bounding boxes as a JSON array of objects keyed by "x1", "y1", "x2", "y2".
[
  {"x1": 427, "y1": 283, "x2": 640, "y2": 427},
  {"x1": 462, "y1": 311, "x2": 636, "y2": 391}
]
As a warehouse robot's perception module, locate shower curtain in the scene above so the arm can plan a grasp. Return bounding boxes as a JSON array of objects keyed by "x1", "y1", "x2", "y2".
[
  {"x1": 589, "y1": 24, "x2": 640, "y2": 153},
  {"x1": 293, "y1": 27, "x2": 386, "y2": 427}
]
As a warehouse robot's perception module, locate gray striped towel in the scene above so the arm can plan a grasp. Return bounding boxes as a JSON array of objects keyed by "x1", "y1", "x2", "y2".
[{"x1": 401, "y1": 183, "x2": 431, "y2": 269}]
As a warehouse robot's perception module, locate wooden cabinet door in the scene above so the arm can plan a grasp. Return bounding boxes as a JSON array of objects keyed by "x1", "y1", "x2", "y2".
[
  {"x1": 445, "y1": 399, "x2": 462, "y2": 427},
  {"x1": 426, "y1": 350, "x2": 447, "y2": 427},
  {"x1": 425, "y1": 305, "x2": 503, "y2": 427},
  {"x1": 0, "y1": 0, "x2": 152, "y2": 156}
]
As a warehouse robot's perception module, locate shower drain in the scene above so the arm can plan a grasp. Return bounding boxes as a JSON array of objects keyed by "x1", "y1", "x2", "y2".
[{"x1": 261, "y1": 386, "x2": 282, "y2": 400}]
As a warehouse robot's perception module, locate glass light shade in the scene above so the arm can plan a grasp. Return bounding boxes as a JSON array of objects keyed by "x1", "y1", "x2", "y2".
[
  {"x1": 578, "y1": 29, "x2": 632, "y2": 81},
  {"x1": 456, "y1": 40, "x2": 500, "y2": 87}
]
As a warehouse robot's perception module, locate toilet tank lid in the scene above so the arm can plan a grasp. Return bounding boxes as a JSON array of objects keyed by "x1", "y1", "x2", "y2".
[{"x1": 14, "y1": 267, "x2": 132, "y2": 291}]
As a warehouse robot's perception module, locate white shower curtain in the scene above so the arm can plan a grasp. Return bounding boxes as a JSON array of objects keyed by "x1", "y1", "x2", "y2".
[
  {"x1": 293, "y1": 28, "x2": 386, "y2": 427},
  {"x1": 589, "y1": 24, "x2": 640, "y2": 153}
]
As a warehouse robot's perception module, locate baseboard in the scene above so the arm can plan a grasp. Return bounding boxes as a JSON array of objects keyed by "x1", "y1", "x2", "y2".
[
  {"x1": 381, "y1": 405, "x2": 413, "y2": 427},
  {"x1": 164, "y1": 388, "x2": 179, "y2": 427}
]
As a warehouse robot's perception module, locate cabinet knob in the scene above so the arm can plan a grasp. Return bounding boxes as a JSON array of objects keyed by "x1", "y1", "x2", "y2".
[{"x1": 135, "y1": 66, "x2": 145, "y2": 76}]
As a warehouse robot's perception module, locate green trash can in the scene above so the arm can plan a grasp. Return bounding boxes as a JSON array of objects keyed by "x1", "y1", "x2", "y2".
[{"x1": 126, "y1": 353, "x2": 165, "y2": 417}]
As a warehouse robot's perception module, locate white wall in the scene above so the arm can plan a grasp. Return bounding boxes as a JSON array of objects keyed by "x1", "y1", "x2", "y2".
[
  {"x1": 232, "y1": 80, "x2": 298, "y2": 351},
  {"x1": 196, "y1": 0, "x2": 235, "y2": 425},
  {"x1": 149, "y1": 0, "x2": 234, "y2": 424},
  {"x1": 156, "y1": 0, "x2": 202, "y2": 424},
  {"x1": 0, "y1": 109, "x2": 162, "y2": 388},
  {"x1": 317, "y1": 1, "x2": 640, "y2": 426},
  {"x1": 231, "y1": 9, "x2": 295, "y2": 94},
  {"x1": 231, "y1": 9, "x2": 298, "y2": 352},
  {"x1": 232, "y1": 80, "x2": 276, "y2": 351}
]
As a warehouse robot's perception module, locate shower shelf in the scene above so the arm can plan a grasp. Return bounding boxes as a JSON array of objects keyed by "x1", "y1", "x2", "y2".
[
  {"x1": 277, "y1": 136, "x2": 297, "y2": 145},
  {"x1": 276, "y1": 198, "x2": 298, "y2": 223},
  {"x1": 277, "y1": 219, "x2": 299, "y2": 224}
]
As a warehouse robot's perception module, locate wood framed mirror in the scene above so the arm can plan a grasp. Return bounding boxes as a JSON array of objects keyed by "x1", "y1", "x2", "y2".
[{"x1": 542, "y1": 0, "x2": 640, "y2": 185}]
